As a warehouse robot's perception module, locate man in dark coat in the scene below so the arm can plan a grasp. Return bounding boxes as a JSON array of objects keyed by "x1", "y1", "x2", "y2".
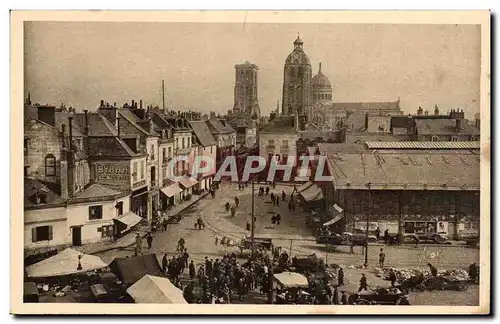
[
  {"x1": 428, "y1": 263, "x2": 438, "y2": 277},
  {"x1": 189, "y1": 260, "x2": 196, "y2": 280},
  {"x1": 358, "y1": 273, "x2": 368, "y2": 292},
  {"x1": 146, "y1": 232, "x2": 153, "y2": 249},
  {"x1": 282, "y1": 190, "x2": 286, "y2": 201},
  {"x1": 337, "y1": 267, "x2": 344, "y2": 286}
]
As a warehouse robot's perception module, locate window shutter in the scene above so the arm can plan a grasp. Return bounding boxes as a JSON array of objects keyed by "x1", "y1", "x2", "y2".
[
  {"x1": 48, "y1": 226, "x2": 53, "y2": 240},
  {"x1": 32, "y1": 227, "x2": 37, "y2": 242}
]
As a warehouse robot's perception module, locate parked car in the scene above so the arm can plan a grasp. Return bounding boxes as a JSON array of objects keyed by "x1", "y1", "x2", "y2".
[{"x1": 348, "y1": 287, "x2": 410, "y2": 305}]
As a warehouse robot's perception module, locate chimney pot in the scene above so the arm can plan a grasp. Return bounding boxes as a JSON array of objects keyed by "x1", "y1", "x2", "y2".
[
  {"x1": 140, "y1": 100, "x2": 143, "y2": 109},
  {"x1": 100, "y1": 100, "x2": 104, "y2": 107},
  {"x1": 117, "y1": 117, "x2": 121, "y2": 138}
]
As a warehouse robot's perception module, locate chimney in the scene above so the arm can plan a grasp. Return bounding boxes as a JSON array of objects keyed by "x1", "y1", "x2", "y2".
[
  {"x1": 131, "y1": 100, "x2": 135, "y2": 108},
  {"x1": 424, "y1": 110, "x2": 429, "y2": 116},
  {"x1": 140, "y1": 100, "x2": 143, "y2": 109},
  {"x1": 149, "y1": 118, "x2": 155, "y2": 134},
  {"x1": 434, "y1": 104, "x2": 439, "y2": 116},
  {"x1": 475, "y1": 116, "x2": 480, "y2": 130},
  {"x1": 61, "y1": 124, "x2": 66, "y2": 148},
  {"x1": 117, "y1": 116, "x2": 121, "y2": 138},
  {"x1": 100, "y1": 100, "x2": 104, "y2": 107},
  {"x1": 68, "y1": 116, "x2": 73, "y2": 150},
  {"x1": 364, "y1": 113, "x2": 369, "y2": 130},
  {"x1": 83, "y1": 109, "x2": 89, "y2": 135},
  {"x1": 417, "y1": 106, "x2": 423, "y2": 115},
  {"x1": 455, "y1": 118, "x2": 463, "y2": 133}
]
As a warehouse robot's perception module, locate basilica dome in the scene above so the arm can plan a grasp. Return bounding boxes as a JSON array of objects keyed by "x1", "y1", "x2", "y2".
[
  {"x1": 285, "y1": 36, "x2": 311, "y2": 66},
  {"x1": 312, "y1": 63, "x2": 332, "y2": 89}
]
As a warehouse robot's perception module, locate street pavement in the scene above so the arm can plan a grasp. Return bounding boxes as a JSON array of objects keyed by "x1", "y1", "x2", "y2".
[{"x1": 96, "y1": 182, "x2": 480, "y2": 305}]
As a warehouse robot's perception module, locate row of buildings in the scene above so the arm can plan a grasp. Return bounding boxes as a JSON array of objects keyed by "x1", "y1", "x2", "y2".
[{"x1": 24, "y1": 96, "x2": 237, "y2": 255}]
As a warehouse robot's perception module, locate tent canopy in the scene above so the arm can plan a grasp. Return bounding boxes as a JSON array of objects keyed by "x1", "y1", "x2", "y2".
[
  {"x1": 126, "y1": 275, "x2": 188, "y2": 304},
  {"x1": 25, "y1": 248, "x2": 107, "y2": 278},
  {"x1": 297, "y1": 181, "x2": 313, "y2": 193},
  {"x1": 109, "y1": 254, "x2": 163, "y2": 285},
  {"x1": 114, "y1": 211, "x2": 142, "y2": 233},
  {"x1": 323, "y1": 204, "x2": 344, "y2": 226},
  {"x1": 274, "y1": 272, "x2": 309, "y2": 289},
  {"x1": 179, "y1": 177, "x2": 198, "y2": 189},
  {"x1": 299, "y1": 184, "x2": 324, "y2": 202}
]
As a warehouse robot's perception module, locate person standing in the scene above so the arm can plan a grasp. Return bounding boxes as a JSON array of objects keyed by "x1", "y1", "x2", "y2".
[
  {"x1": 162, "y1": 218, "x2": 168, "y2": 232},
  {"x1": 135, "y1": 233, "x2": 143, "y2": 256},
  {"x1": 379, "y1": 248, "x2": 386, "y2": 268},
  {"x1": 230, "y1": 205, "x2": 236, "y2": 217},
  {"x1": 358, "y1": 273, "x2": 368, "y2": 292},
  {"x1": 276, "y1": 196, "x2": 280, "y2": 206},
  {"x1": 162, "y1": 253, "x2": 168, "y2": 274},
  {"x1": 225, "y1": 202, "x2": 230, "y2": 212},
  {"x1": 146, "y1": 232, "x2": 153, "y2": 249},
  {"x1": 337, "y1": 267, "x2": 344, "y2": 286},
  {"x1": 384, "y1": 229, "x2": 389, "y2": 244},
  {"x1": 234, "y1": 196, "x2": 239, "y2": 207},
  {"x1": 276, "y1": 213, "x2": 281, "y2": 225},
  {"x1": 388, "y1": 268, "x2": 397, "y2": 287},
  {"x1": 428, "y1": 263, "x2": 438, "y2": 277},
  {"x1": 282, "y1": 190, "x2": 286, "y2": 201},
  {"x1": 265, "y1": 186, "x2": 270, "y2": 195},
  {"x1": 189, "y1": 260, "x2": 196, "y2": 280},
  {"x1": 375, "y1": 227, "x2": 381, "y2": 241}
]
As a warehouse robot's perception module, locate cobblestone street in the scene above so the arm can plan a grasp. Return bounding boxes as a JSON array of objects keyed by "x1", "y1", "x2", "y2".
[{"x1": 96, "y1": 182, "x2": 480, "y2": 305}]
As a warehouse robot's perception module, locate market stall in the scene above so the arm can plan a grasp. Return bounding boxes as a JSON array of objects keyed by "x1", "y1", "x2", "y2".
[
  {"x1": 126, "y1": 275, "x2": 187, "y2": 304},
  {"x1": 25, "y1": 248, "x2": 108, "y2": 278},
  {"x1": 274, "y1": 272, "x2": 309, "y2": 289}
]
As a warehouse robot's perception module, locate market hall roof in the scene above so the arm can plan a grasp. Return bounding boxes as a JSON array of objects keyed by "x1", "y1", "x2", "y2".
[
  {"x1": 189, "y1": 120, "x2": 216, "y2": 147},
  {"x1": 321, "y1": 147, "x2": 480, "y2": 191},
  {"x1": 365, "y1": 141, "x2": 481, "y2": 150}
]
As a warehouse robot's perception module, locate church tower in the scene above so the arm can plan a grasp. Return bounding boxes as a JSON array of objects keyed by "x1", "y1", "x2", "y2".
[
  {"x1": 234, "y1": 61, "x2": 260, "y2": 119},
  {"x1": 281, "y1": 35, "x2": 312, "y2": 119}
]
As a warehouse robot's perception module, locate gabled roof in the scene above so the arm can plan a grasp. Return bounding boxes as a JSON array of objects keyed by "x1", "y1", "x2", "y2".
[
  {"x1": 71, "y1": 183, "x2": 124, "y2": 200},
  {"x1": 118, "y1": 109, "x2": 157, "y2": 136},
  {"x1": 189, "y1": 120, "x2": 216, "y2": 147},
  {"x1": 24, "y1": 178, "x2": 64, "y2": 208},
  {"x1": 206, "y1": 118, "x2": 225, "y2": 134},
  {"x1": 415, "y1": 119, "x2": 480, "y2": 136},
  {"x1": 73, "y1": 113, "x2": 118, "y2": 137},
  {"x1": 88, "y1": 136, "x2": 141, "y2": 158},
  {"x1": 55, "y1": 111, "x2": 85, "y2": 137},
  {"x1": 259, "y1": 116, "x2": 297, "y2": 134}
]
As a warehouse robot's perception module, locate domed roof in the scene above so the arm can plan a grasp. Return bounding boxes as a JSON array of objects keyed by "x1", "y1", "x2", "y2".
[
  {"x1": 285, "y1": 36, "x2": 311, "y2": 66},
  {"x1": 312, "y1": 63, "x2": 331, "y2": 89}
]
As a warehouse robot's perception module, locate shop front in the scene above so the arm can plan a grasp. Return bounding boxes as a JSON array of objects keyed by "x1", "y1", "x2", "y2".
[
  {"x1": 179, "y1": 177, "x2": 199, "y2": 199},
  {"x1": 130, "y1": 185, "x2": 148, "y2": 220},
  {"x1": 160, "y1": 182, "x2": 182, "y2": 211}
]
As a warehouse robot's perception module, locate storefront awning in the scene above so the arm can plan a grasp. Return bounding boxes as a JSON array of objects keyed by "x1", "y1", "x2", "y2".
[
  {"x1": 114, "y1": 211, "x2": 142, "y2": 232},
  {"x1": 160, "y1": 183, "x2": 182, "y2": 197},
  {"x1": 179, "y1": 177, "x2": 199, "y2": 189},
  {"x1": 297, "y1": 181, "x2": 313, "y2": 193},
  {"x1": 323, "y1": 204, "x2": 344, "y2": 226},
  {"x1": 300, "y1": 184, "x2": 324, "y2": 202}
]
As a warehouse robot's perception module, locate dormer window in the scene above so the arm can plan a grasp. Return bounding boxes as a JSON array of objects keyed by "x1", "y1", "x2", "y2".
[{"x1": 431, "y1": 136, "x2": 438, "y2": 142}]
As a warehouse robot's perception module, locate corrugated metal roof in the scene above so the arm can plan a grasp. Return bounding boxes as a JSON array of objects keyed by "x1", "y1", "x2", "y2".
[{"x1": 365, "y1": 141, "x2": 480, "y2": 150}]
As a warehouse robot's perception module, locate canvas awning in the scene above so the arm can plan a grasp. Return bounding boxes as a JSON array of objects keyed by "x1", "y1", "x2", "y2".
[
  {"x1": 300, "y1": 184, "x2": 324, "y2": 202},
  {"x1": 274, "y1": 272, "x2": 309, "y2": 289},
  {"x1": 25, "y1": 248, "x2": 107, "y2": 278},
  {"x1": 323, "y1": 204, "x2": 344, "y2": 226},
  {"x1": 160, "y1": 183, "x2": 182, "y2": 197},
  {"x1": 114, "y1": 211, "x2": 142, "y2": 233},
  {"x1": 126, "y1": 275, "x2": 188, "y2": 304},
  {"x1": 179, "y1": 177, "x2": 199, "y2": 189},
  {"x1": 297, "y1": 181, "x2": 313, "y2": 193}
]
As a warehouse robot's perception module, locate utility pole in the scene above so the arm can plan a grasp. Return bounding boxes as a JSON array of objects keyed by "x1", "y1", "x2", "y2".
[
  {"x1": 364, "y1": 182, "x2": 371, "y2": 266},
  {"x1": 251, "y1": 180, "x2": 255, "y2": 260},
  {"x1": 162, "y1": 79, "x2": 166, "y2": 113}
]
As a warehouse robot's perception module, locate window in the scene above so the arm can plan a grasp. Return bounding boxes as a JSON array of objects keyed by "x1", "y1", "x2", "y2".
[
  {"x1": 431, "y1": 136, "x2": 438, "y2": 142},
  {"x1": 115, "y1": 201, "x2": 124, "y2": 216},
  {"x1": 45, "y1": 154, "x2": 56, "y2": 176},
  {"x1": 182, "y1": 138, "x2": 185, "y2": 149},
  {"x1": 162, "y1": 148, "x2": 166, "y2": 161},
  {"x1": 451, "y1": 136, "x2": 458, "y2": 142},
  {"x1": 140, "y1": 161, "x2": 145, "y2": 179},
  {"x1": 132, "y1": 162, "x2": 138, "y2": 182},
  {"x1": 31, "y1": 225, "x2": 53, "y2": 242},
  {"x1": 98, "y1": 225, "x2": 114, "y2": 238},
  {"x1": 89, "y1": 205, "x2": 103, "y2": 220},
  {"x1": 282, "y1": 140, "x2": 288, "y2": 146},
  {"x1": 150, "y1": 145, "x2": 155, "y2": 160},
  {"x1": 168, "y1": 147, "x2": 172, "y2": 159},
  {"x1": 176, "y1": 138, "x2": 179, "y2": 149},
  {"x1": 268, "y1": 140, "x2": 274, "y2": 145}
]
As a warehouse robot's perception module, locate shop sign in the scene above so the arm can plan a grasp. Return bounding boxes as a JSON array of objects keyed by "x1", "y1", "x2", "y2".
[
  {"x1": 354, "y1": 221, "x2": 378, "y2": 231},
  {"x1": 96, "y1": 164, "x2": 130, "y2": 181},
  {"x1": 132, "y1": 180, "x2": 147, "y2": 189}
]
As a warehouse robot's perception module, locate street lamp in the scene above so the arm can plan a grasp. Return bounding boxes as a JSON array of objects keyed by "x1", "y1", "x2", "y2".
[{"x1": 365, "y1": 182, "x2": 371, "y2": 267}]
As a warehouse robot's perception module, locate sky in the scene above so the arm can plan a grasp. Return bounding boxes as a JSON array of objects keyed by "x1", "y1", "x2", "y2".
[{"x1": 24, "y1": 22, "x2": 481, "y2": 118}]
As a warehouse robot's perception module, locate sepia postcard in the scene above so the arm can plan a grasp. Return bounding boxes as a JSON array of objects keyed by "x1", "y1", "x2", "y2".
[{"x1": 10, "y1": 10, "x2": 490, "y2": 315}]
